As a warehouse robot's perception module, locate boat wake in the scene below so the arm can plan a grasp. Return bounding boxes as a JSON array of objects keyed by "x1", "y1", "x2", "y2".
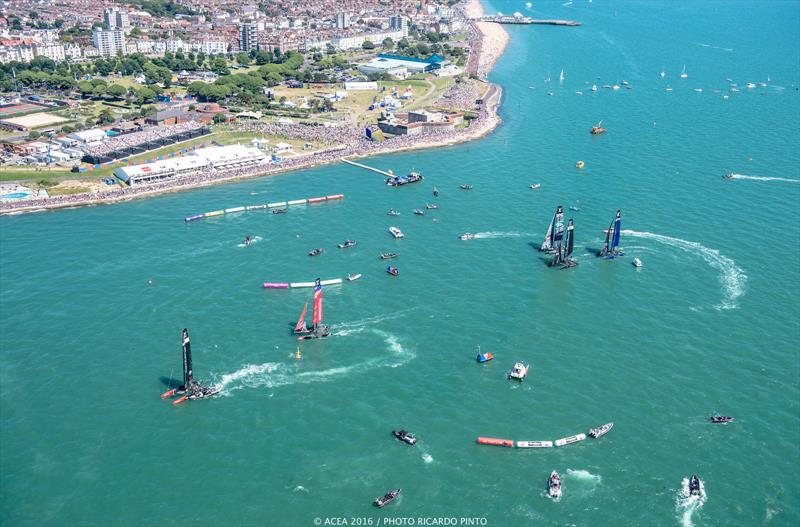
[
  {"x1": 331, "y1": 309, "x2": 414, "y2": 336},
  {"x1": 214, "y1": 329, "x2": 414, "y2": 393},
  {"x1": 692, "y1": 41, "x2": 733, "y2": 52},
  {"x1": 237, "y1": 236, "x2": 264, "y2": 247},
  {"x1": 565, "y1": 469, "x2": 602, "y2": 484},
  {"x1": 676, "y1": 479, "x2": 707, "y2": 527},
  {"x1": 621, "y1": 230, "x2": 746, "y2": 310},
  {"x1": 727, "y1": 173, "x2": 800, "y2": 184},
  {"x1": 473, "y1": 231, "x2": 533, "y2": 239}
]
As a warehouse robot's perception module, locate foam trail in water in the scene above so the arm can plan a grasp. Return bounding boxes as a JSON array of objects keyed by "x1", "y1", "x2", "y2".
[
  {"x1": 566, "y1": 469, "x2": 602, "y2": 483},
  {"x1": 473, "y1": 231, "x2": 533, "y2": 239},
  {"x1": 237, "y1": 235, "x2": 264, "y2": 247},
  {"x1": 675, "y1": 478, "x2": 707, "y2": 527},
  {"x1": 692, "y1": 42, "x2": 733, "y2": 52},
  {"x1": 728, "y1": 173, "x2": 800, "y2": 184},
  {"x1": 621, "y1": 230, "x2": 746, "y2": 310}
]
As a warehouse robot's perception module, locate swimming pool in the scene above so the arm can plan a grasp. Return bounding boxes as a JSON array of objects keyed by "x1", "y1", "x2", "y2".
[{"x1": 0, "y1": 192, "x2": 31, "y2": 200}]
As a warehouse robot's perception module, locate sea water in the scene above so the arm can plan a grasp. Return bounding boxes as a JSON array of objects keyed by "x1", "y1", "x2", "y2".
[{"x1": 1, "y1": 1, "x2": 799, "y2": 525}]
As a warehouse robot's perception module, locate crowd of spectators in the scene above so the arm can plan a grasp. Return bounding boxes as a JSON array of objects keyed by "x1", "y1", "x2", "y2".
[{"x1": 83, "y1": 122, "x2": 207, "y2": 157}]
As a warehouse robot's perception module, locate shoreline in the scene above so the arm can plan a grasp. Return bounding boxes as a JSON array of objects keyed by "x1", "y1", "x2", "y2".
[{"x1": 0, "y1": 1, "x2": 509, "y2": 217}]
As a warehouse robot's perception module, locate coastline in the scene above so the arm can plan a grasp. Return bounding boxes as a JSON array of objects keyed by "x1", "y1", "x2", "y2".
[{"x1": 0, "y1": 1, "x2": 509, "y2": 216}]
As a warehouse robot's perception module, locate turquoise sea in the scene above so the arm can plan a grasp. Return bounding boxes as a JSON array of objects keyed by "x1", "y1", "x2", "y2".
[{"x1": 2, "y1": 1, "x2": 799, "y2": 525}]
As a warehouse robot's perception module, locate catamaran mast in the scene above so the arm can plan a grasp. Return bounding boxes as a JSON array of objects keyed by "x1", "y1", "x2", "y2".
[
  {"x1": 181, "y1": 328, "x2": 193, "y2": 390},
  {"x1": 610, "y1": 210, "x2": 621, "y2": 252},
  {"x1": 540, "y1": 205, "x2": 564, "y2": 252},
  {"x1": 312, "y1": 278, "x2": 323, "y2": 328}
]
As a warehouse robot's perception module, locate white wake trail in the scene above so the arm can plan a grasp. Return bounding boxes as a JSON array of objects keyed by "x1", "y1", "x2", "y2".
[
  {"x1": 728, "y1": 173, "x2": 800, "y2": 184},
  {"x1": 473, "y1": 231, "x2": 533, "y2": 239},
  {"x1": 621, "y1": 230, "x2": 747, "y2": 310}
]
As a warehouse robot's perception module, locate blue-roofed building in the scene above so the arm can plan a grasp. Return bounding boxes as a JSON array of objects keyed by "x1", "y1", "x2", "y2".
[{"x1": 358, "y1": 54, "x2": 449, "y2": 77}]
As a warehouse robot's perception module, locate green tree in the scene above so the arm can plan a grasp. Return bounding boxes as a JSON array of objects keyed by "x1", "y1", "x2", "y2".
[
  {"x1": 213, "y1": 112, "x2": 227, "y2": 124},
  {"x1": 28, "y1": 130, "x2": 41, "y2": 140},
  {"x1": 417, "y1": 43, "x2": 430, "y2": 56},
  {"x1": 382, "y1": 37, "x2": 394, "y2": 50},
  {"x1": 362, "y1": 40, "x2": 375, "y2": 50},
  {"x1": 130, "y1": 26, "x2": 142, "y2": 37},
  {"x1": 265, "y1": 71, "x2": 282, "y2": 87},
  {"x1": 96, "y1": 109, "x2": 114, "y2": 124},
  {"x1": 136, "y1": 86, "x2": 157, "y2": 104},
  {"x1": 106, "y1": 84, "x2": 127, "y2": 99},
  {"x1": 397, "y1": 38, "x2": 410, "y2": 50},
  {"x1": 236, "y1": 52, "x2": 251, "y2": 66}
]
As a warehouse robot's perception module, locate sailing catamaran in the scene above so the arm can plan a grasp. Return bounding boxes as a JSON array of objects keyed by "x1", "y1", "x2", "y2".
[
  {"x1": 296, "y1": 278, "x2": 330, "y2": 340},
  {"x1": 596, "y1": 209, "x2": 624, "y2": 258},
  {"x1": 540, "y1": 205, "x2": 564, "y2": 253},
  {"x1": 559, "y1": 69, "x2": 565, "y2": 82},
  {"x1": 160, "y1": 328, "x2": 221, "y2": 405},
  {"x1": 680, "y1": 65, "x2": 688, "y2": 78},
  {"x1": 550, "y1": 218, "x2": 577, "y2": 268}
]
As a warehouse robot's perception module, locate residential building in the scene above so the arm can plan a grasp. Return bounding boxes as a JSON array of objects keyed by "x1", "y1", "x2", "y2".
[
  {"x1": 93, "y1": 28, "x2": 127, "y2": 57},
  {"x1": 104, "y1": 8, "x2": 130, "y2": 32},
  {"x1": 336, "y1": 12, "x2": 350, "y2": 29},
  {"x1": 239, "y1": 20, "x2": 259, "y2": 52}
]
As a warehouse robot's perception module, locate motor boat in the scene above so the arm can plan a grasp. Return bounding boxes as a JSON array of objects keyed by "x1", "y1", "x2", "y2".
[
  {"x1": 722, "y1": 173, "x2": 735, "y2": 180},
  {"x1": 386, "y1": 266, "x2": 399, "y2": 276},
  {"x1": 632, "y1": 257, "x2": 642, "y2": 268},
  {"x1": 591, "y1": 123, "x2": 607, "y2": 135},
  {"x1": 433, "y1": 186, "x2": 440, "y2": 196},
  {"x1": 374, "y1": 489, "x2": 401, "y2": 508},
  {"x1": 711, "y1": 415, "x2": 734, "y2": 423},
  {"x1": 548, "y1": 471, "x2": 562, "y2": 499},
  {"x1": 508, "y1": 362, "x2": 529, "y2": 381},
  {"x1": 426, "y1": 203, "x2": 439, "y2": 209},
  {"x1": 308, "y1": 248, "x2": 325, "y2": 257},
  {"x1": 347, "y1": 273, "x2": 362, "y2": 281},
  {"x1": 588, "y1": 422, "x2": 614, "y2": 438},
  {"x1": 380, "y1": 253, "x2": 398, "y2": 259},
  {"x1": 530, "y1": 183, "x2": 541, "y2": 189},
  {"x1": 575, "y1": 161, "x2": 585, "y2": 169},
  {"x1": 684, "y1": 475, "x2": 705, "y2": 498},
  {"x1": 392, "y1": 429, "x2": 417, "y2": 445},
  {"x1": 387, "y1": 209, "x2": 401, "y2": 216},
  {"x1": 243, "y1": 236, "x2": 252, "y2": 246},
  {"x1": 386, "y1": 171, "x2": 423, "y2": 186},
  {"x1": 338, "y1": 240, "x2": 357, "y2": 249},
  {"x1": 459, "y1": 233, "x2": 476, "y2": 240},
  {"x1": 389, "y1": 226, "x2": 404, "y2": 239},
  {"x1": 413, "y1": 209, "x2": 425, "y2": 216},
  {"x1": 272, "y1": 208, "x2": 287, "y2": 214},
  {"x1": 460, "y1": 184, "x2": 473, "y2": 190}
]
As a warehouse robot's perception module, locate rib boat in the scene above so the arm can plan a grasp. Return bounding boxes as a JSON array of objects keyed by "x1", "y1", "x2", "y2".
[
  {"x1": 380, "y1": 252, "x2": 398, "y2": 259},
  {"x1": 374, "y1": 489, "x2": 401, "y2": 508},
  {"x1": 308, "y1": 248, "x2": 324, "y2": 257},
  {"x1": 588, "y1": 422, "x2": 614, "y2": 438},
  {"x1": 389, "y1": 226, "x2": 404, "y2": 239},
  {"x1": 548, "y1": 471, "x2": 562, "y2": 499},
  {"x1": 392, "y1": 430, "x2": 417, "y2": 445},
  {"x1": 338, "y1": 240, "x2": 357, "y2": 249}
]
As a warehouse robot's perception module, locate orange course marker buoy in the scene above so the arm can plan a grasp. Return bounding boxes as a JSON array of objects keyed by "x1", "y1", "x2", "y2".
[
  {"x1": 160, "y1": 389, "x2": 175, "y2": 399},
  {"x1": 172, "y1": 396, "x2": 188, "y2": 405},
  {"x1": 477, "y1": 437, "x2": 514, "y2": 447}
]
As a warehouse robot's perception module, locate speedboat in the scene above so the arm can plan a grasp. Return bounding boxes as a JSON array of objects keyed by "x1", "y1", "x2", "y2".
[
  {"x1": 575, "y1": 161, "x2": 585, "y2": 169},
  {"x1": 338, "y1": 240, "x2": 357, "y2": 249},
  {"x1": 392, "y1": 429, "x2": 417, "y2": 445},
  {"x1": 380, "y1": 252, "x2": 398, "y2": 259},
  {"x1": 374, "y1": 489, "x2": 401, "y2": 508},
  {"x1": 548, "y1": 471, "x2": 562, "y2": 499},
  {"x1": 387, "y1": 209, "x2": 401, "y2": 216},
  {"x1": 530, "y1": 183, "x2": 541, "y2": 189},
  {"x1": 347, "y1": 273, "x2": 362, "y2": 281},
  {"x1": 508, "y1": 362, "x2": 529, "y2": 381},
  {"x1": 591, "y1": 84, "x2": 597, "y2": 92},
  {"x1": 386, "y1": 266, "x2": 399, "y2": 276},
  {"x1": 612, "y1": 84, "x2": 620, "y2": 90},
  {"x1": 683, "y1": 475, "x2": 705, "y2": 498},
  {"x1": 460, "y1": 184, "x2": 473, "y2": 190},
  {"x1": 308, "y1": 248, "x2": 325, "y2": 257},
  {"x1": 459, "y1": 233, "x2": 476, "y2": 240},
  {"x1": 746, "y1": 82, "x2": 756, "y2": 89},
  {"x1": 588, "y1": 422, "x2": 614, "y2": 438},
  {"x1": 632, "y1": 257, "x2": 642, "y2": 268},
  {"x1": 272, "y1": 208, "x2": 287, "y2": 214},
  {"x1": 711, "y1": 415, "x2": 734, "y2": 423},
  {"x1": 722, "y1": 173, "x2": 735, "y2": 180},
  {"x1": 591, "y1": 123, "x2": 607, "y2": 135},
  {"x1": 243, "y1": 236, "x2": 252, "y2": 246},
  {"x1": 621, "y1": 80, "x2": 629, "y2": 86},
  {"x1": 389, "y1": 226, "x2": 404, "y2": 239},
  {"x1": 413, "y1": 209, "x2": 425, "y2": 216},
  {"x1": 426, "y1": 203, "x2": 439, "y2": 209}
]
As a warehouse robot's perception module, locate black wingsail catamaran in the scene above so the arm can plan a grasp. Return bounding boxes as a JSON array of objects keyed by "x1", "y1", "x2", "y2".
[
  {"x1": 596, "y1": 209, "x2": 624, "y2": 259},
  {"x1": 540, "y1": 205, "x2": 564, "y2": 253},
  {"x1": 550, "y1": 218, "x2": 577, "y2": 268},
  {"x1": 161, "y1": 328, "x2": 221, "y2": 405}
]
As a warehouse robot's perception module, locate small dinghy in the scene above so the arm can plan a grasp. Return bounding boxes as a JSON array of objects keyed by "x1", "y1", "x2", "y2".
[
  {"x1": 632, "y1": 257, "x2": 642, "y2": 268},
  {"x1": 711, "y1": 415, "x2": 734, "y2": 423},
  {"x1": 507, "y1": 362, "x2": 529, "y2": 381},
  {"x1": 722, "y1": 173, "x2": 735, "y2": 180},
  {"x1": 380, "y1": 253, "x2": 398, "y2": 260},
  {"x1": 413, "y1": 209, "x2": 425, "y2": 216},
  {"x1": 392, "y1": 430, "x2": 417, "y2": 445},
  {"x1": 387, "y1": 209, "x2": 401, "y2": 216},
  {"x1": 243, "y1": 236, "x2": 253, "y2": 246},
  {"x1": 386, "y1": 266, "x2": 399, "y2": 276},
  {"x1": 459, "y1": 233, "x2": 476, "y2": 240},
  {"x1": 548, "y1": 471, "x2": 562, "y2": 499},
  {"x1": 426, "y1": 203, "x2": 439, "y2": 209},
  {"x1": 308, "y1": 248, "x2": 325, "y2": 257},
  {"x1": 347, "y1": 273, "x2": 362, "y2": 281},
  {"x1": 374, "y1": 489, "x2": 401, "y2": 508},
  {"x1": 683, "y1": 475, "x2": 705, "y2": 498},
  {"x1": 589, "y1": 422, "x2": 614, "y2": 438},
  {"x1": 460, "y1": 184, "x2": 473, "y2": 190},
  {"x1": 530, "y1": 183, "x2": 541, "y2": 189},
  {"x1": 272, "y1": 208, "x2": 287, "y2": 214},
  {"x1": 338, "y1": 240, "x2": 357, "y2": 249}
]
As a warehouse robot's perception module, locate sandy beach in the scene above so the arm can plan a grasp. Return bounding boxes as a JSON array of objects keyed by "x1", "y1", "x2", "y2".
[{"x1": 0, "y1": 0, "x2": 510, "y2": 216}]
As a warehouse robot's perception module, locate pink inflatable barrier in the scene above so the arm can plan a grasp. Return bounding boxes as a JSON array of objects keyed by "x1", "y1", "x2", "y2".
[
  {"x1": 307, "y1": 197, "x2": 327, "y2": 203},
  {"x1": 326, "y1": 194, "x2": 344, "y2": 200},
  {"x1": 262, "y1": 282, "x2": 289, "y2": 289}
]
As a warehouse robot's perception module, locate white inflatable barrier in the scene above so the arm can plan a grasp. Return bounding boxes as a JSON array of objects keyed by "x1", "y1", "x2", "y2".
[
  {"x1": 287, "y1": 199, "x2": 306, "y2": 206},
  {"x1": 289, "y1": 278, "x2": 344, "y2": 288},
  {"x1": 225, "y1": 206, "x2": 246, "y2": 213},
  {"x1": 515, "y1": 440, "x2": 554, "y2": 448},
  {"x1": 554, "y1": 433, "x2": 586, "y2": 447}
]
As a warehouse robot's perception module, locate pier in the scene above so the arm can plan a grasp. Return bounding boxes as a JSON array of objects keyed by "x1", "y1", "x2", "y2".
[
  {"x1": 342, "y1": 158, "x2": 394, "y2": 177},
  {"x1": 475, "y1": 15, "x2": 581, "y2": 27}
]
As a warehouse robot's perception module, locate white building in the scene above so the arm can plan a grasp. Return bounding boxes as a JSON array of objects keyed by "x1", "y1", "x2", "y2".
[
  {"x1": 336, "y1": 13, "x2": 350, "y2": 29},
  {"x1": 65, "y1": 44, "x2": 82, "y2": 60},
  {"x1": 199, "y1": 40, "x2": 227, "y2": 55},
  {"x1": 113, "y1": 156, "x2": 209, "y2": 186},
  {"x1": 331, "y1": 29, "x2": 405, "y2": 51},
  {"x1": 104, "y1": 8, "x2": 130, "y2": 32},
  {"x1": 33, "y1": 44, "x2": 65, "y2": 62},
  {"x1": 68, "y1": 129, "x2": 107, "y2": 145},
  {"x1": 239, "y1": 21, "x2": 259, "y2": 52},
  {"x1": 93, "y1": 28, "x2": 127, "y2": 57},
  {"x1": 192, "y1": 144, "x2": 267, "y2": 170}
]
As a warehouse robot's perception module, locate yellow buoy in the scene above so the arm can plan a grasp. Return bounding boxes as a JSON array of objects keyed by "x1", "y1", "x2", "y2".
[
  {"x1": 295, "y1": 347, "x2": 302, "y2": 360},
  {"x1": 575, "y1": 161, "x2": 585, "y2": 169}
]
